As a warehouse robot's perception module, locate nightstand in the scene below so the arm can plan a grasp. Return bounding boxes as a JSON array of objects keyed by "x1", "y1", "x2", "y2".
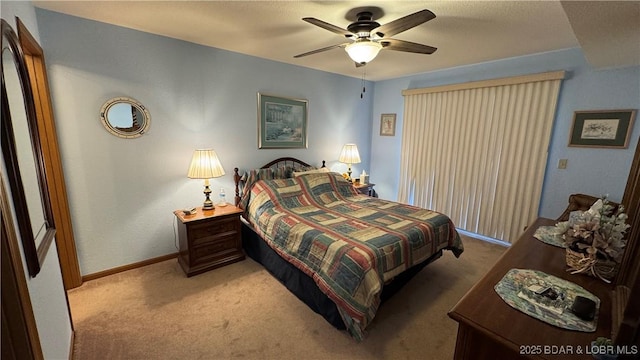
[
  {"x1": 173, "y1": 206, "x2": 244, "y2": 277},
  {"x1": 353, "y1": 182, "x2": 376, "y2": 197}
]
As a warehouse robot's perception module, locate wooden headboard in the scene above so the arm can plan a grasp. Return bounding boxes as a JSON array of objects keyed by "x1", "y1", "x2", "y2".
[{"x1": 233, "y1": 157, "x2": 326, "y2": 206}]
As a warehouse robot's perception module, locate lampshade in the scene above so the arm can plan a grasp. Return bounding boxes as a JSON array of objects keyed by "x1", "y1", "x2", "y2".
[
  {"x1": 339, "y1": 144, "x2": 361, "y2": 165},
  {"x1": 345, "y1": 41, "x2": 383, "y2": 64},
  {"x1": 187, "y1": 149, "x2": 225, "y2": 179}
]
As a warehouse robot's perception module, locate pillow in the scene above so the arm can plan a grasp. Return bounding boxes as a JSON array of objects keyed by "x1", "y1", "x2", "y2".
[
  {"x1": 273, "y1": 166, "x2": 294, "y2": 179},
  {"x1": 292, "y1": 167, "x2": 330, "y2": 177},
  {"x1": 240, "y1": 168, "x2": 274, "y2": 209}
]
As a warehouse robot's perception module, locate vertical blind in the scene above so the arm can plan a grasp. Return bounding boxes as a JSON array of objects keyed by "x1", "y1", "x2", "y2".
[{"x1": 399, "y1": 71, "x2": 564, "y2": 243}]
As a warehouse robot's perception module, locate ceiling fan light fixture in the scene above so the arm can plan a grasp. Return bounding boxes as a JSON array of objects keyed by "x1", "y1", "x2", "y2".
[{"x1": 345, "y1": 41, "x2": 382, "y2": 64}]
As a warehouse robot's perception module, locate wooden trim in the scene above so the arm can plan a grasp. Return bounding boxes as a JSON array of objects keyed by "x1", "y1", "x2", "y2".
[
  {"x1": 611, "y1": 285, "x2": 630, "y2": 341},
  {"x1": 81, "y1": 253, "x2": 178, "y2": 282},
  {"x1": 234, "y1": 167, "x2": 242, "y2": 207},
  {"x1": 615, "y1": 279, "x2": 640, "y2": 346},
  {"x1": 401, "y1": 70, "x2": 566, "y2": 96},
  {"x1": 68, "y1": 330, "x2": 75, "y2": 360},
  {"x1": 613, "y1": 135, "x2": 640, "y2": 346},
  {"x1": 17, "y1": 18, "x2": 82, "y2": 290},
  {"x1": 618, "y1": 136, "x2": 640, "y2": 287},
  {"x1": 1, "y1": 178, "x2": 44, "y2": 360}
]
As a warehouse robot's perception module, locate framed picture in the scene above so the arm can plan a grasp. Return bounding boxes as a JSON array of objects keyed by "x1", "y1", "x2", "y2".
[
  {"x1": 569, "y1": 109, "x2": 636, "y2": 148},
  {"x1": 380, "y1": 113, "x2": 396, "y2": 136},
  {"x1": 257, "y1": 93, "x2": 308, "y2": 149}
]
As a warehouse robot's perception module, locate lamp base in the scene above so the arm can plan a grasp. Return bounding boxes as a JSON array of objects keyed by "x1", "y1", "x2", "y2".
[
  {"x1": 202, "y1": 201, "x2": 214, "y2": 210},
  {"x1": 202, "y1": 184, "x2": 214, "y2": 210}
]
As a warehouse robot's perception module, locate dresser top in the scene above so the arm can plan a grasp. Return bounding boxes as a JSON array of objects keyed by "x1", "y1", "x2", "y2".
[
  {"x1": 174, "y1": 205, "x2": 242, "y2": 224},
  {"x1": 448, "y1": 217, "x2": 614, "y2": 358}
]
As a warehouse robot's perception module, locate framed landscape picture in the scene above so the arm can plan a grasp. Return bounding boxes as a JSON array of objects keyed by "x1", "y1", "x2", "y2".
[
  {"x1": 568, "y1": 109, "x2": 636, "y2": 148},
  {"x1": 258, "y1": 93, "x2": 308, "y2": 149},
  {"x1": 380, "y1": 113, "x2": 396, "y2": 136}
]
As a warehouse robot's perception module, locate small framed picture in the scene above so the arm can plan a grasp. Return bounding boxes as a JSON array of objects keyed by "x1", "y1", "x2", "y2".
[
  {"x1": 568, "y1": 109, "x2": 636, "y2": 148},
  {"x1": 380, "y1": 113, "x2": 396, "y2": 136},
  {"x1": 257, "y1": 93, "x2": 308, "y2": 149}
]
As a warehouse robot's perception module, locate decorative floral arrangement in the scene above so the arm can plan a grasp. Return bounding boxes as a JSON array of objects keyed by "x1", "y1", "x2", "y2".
[{"x1": 555, "y1": 197, "x2": 630, "y2": 282}]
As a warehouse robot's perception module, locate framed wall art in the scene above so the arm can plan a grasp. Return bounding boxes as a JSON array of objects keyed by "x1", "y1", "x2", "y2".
[
  {"x1": 380, "y1": 113, "x2": 396, "y2": 136},
  {"x1": 569, "y1": 109, "x2": 636, "y2": 148},
  {"x1": 258, "y1": 93, "x2": 308, "y2": 149}
]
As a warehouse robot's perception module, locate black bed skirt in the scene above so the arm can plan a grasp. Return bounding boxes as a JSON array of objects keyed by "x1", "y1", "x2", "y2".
[{"x1": 241, "y1": 221, "x2": 443, "y2": 330}]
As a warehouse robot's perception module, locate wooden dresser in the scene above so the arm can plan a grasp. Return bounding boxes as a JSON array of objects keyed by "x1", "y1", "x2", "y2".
[
  {"x1": 448, "y1": 218, "x2": 615, "y2": 359},
  {"x1": 174, "y1": 206, "x2": 244, "y2": 277}
]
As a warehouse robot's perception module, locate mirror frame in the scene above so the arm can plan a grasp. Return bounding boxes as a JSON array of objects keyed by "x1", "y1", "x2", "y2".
[
  {"x1": 100, "y1": 96, "x2": 151, "y2": 138},
  {"x1": 1, "y1": 18, "x2": 56, "y2": 277}
]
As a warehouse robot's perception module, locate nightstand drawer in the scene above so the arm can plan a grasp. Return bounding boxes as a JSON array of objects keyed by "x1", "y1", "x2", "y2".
[
  {"x1": 190, "y1": 217, "x2": 238, "y2": 241},
  {"x1": 192, "y1": 235, "x2": 239, "y2": 265}
]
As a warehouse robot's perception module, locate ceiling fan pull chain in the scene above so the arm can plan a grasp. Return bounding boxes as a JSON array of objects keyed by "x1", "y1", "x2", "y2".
[{"x1": 361, "y1": 68, "x2": 366, "y2": 99}]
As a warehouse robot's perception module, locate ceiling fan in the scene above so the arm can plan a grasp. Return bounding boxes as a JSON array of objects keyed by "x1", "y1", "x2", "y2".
[{"x1": 294, "y1": 8, "x2": 437, "y2": 66}]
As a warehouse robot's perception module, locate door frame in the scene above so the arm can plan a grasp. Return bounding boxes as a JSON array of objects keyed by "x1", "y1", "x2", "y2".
[{"x1": 17, "y1": 18, "x2": 82, "y2": 290}]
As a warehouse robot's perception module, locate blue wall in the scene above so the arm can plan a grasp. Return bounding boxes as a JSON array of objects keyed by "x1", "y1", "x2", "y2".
[
  {"x1": 371, "y1": 49, "x2": 640, "y2": 230},
  {"x1": 36, "y1": 9, "x2": 373, "y2": 275}
]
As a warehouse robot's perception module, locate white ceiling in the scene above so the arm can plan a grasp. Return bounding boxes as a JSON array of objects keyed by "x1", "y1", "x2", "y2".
[{"x1": 33, "y1": 1, "x2": 640, "y2": 81}]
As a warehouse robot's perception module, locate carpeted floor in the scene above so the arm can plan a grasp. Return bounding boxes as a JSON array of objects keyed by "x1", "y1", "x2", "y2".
[{"x1": 68, "y1": 235, "x2": 507, "y2": 360}]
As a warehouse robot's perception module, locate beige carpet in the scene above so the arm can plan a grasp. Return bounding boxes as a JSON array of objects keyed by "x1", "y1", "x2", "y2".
[{"x1": 68, "y1": 236, "x2": 506, "y2": 360}]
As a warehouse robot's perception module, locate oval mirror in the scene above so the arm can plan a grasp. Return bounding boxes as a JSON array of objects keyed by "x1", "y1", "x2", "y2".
[{"x1": 100, "y1": 97, "x2": 151, "y2": 138}]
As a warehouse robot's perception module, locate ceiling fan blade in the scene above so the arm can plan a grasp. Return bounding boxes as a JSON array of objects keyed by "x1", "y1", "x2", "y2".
[
  {"x1": 373, "y1": 9, "x2": 436, "y2": 38},
  {"x1": 302, "y1": 17, "x2": 354, "y2": 37},
  {"x1": 294, "y1": 43, "x2": 347, "y2": 58},
  {"x1": 381, "y1": 39, "x2": 437, "y2": 54}
]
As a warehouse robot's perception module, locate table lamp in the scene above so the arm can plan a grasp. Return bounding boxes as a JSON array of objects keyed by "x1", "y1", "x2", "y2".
[
  {"x1": 187, "y1": 149, "x2": 225, "y2": 210},
  {"x1": 339, "y1": 143, "x2": 361, "y2": 182}
]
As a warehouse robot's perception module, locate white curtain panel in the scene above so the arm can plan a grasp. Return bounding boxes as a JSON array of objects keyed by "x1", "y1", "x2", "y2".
[{"x1": 399, "y1": 72, "x2": 564, "y2": 243}]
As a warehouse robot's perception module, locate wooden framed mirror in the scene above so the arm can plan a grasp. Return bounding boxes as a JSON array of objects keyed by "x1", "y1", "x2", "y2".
[{"x1": 1, "y1": 19, "x2": 55, "y2": 277}]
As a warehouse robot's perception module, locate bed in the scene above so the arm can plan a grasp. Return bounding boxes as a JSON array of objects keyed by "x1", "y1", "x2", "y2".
[{"x1": 233, "y1": 158, "x2": 463, "y2": 340}]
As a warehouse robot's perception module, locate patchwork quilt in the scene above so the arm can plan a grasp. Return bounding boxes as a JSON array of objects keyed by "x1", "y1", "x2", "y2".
[{"x1": 246, "y1": 172, "x2": 463, "y2": 340}]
